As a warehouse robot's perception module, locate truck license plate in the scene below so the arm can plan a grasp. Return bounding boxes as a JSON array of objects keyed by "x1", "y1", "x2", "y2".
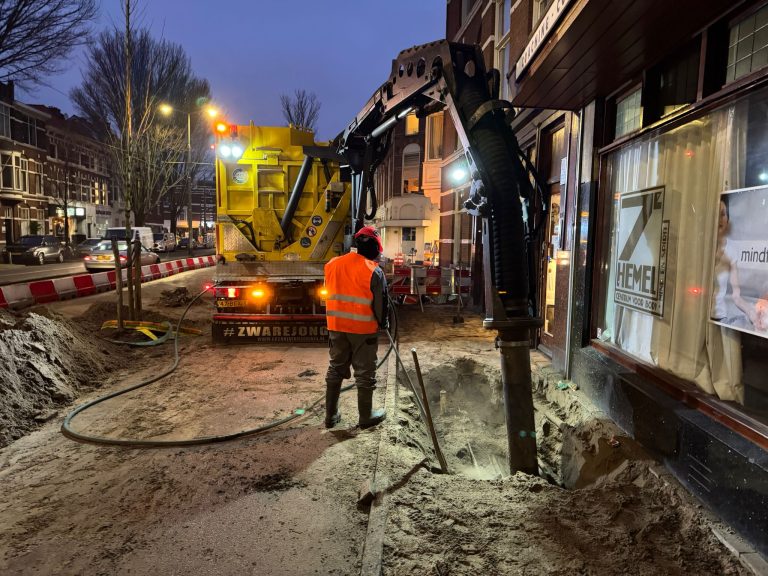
[{"x1": 218, "y1": 299, "x2": 247, "y2": 308}]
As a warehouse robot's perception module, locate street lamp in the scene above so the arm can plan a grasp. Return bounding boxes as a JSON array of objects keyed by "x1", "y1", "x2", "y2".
[{"x1": 159, "y1": 103, "x2": 218, "y2": 255}]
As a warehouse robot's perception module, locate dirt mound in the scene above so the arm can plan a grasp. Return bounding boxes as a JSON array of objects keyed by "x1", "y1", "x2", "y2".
[
  {"x1": 382, "y1": 327, "x2": 747, "y2": 575},
  {"x1": 0, "y1": 307, "x2": 131, "y2": 447}
]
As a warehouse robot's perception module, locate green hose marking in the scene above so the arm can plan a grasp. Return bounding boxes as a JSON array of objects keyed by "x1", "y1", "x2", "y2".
[{"x1": 294, "y1": 409, "x2": 305, "y2": 415}]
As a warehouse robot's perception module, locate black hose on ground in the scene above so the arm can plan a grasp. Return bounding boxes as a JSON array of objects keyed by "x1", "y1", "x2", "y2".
[{"x1": 60, "y1": 287, "x2": 399, "y2": 448}]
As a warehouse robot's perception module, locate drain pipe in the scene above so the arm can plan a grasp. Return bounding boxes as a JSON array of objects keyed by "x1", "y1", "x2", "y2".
[{"x1": 280, "y1": 154, "x2": 313, "y2": 241}]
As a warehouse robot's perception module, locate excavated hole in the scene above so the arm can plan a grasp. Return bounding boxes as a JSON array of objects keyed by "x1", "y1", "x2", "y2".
[{"x1": 399, "y1": 355, "x2": 639, "y2": 488}]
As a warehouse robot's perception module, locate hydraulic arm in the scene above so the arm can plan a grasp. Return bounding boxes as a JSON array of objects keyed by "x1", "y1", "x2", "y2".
[{"x1": 336, "y1": 40, "x2": 548, "y2": 475}]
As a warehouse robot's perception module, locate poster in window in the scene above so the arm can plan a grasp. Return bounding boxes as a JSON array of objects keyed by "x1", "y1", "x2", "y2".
[
  {"x1": 613, "y1": 186, "x2": 669, "y2": 317},
  {"x1": 710, "y1": 186, "x2": 768, "y2": 339}
]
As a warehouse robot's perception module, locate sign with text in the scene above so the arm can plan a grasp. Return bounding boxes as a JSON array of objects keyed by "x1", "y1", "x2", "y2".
[
  {"x1": 614, "y1": 186, "x2": 668, "y2": 317},
  {"x1": 710, "y1": 185, "x2": 768, "y2": 338},
  {"x1": 515, "y1": 0, "x2": 574, "y2": 80}
]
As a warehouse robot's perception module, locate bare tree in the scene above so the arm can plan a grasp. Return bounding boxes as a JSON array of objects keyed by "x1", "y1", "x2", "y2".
[
  {"x1": 280, "y1": 89, "x2": 321, "y2": 132},
  {"x1": 0, "y1": 0, "x2": 98, "y2": 86},
  {"x1": 71, "y1": 27, "x2": 211, "y2": 226},
  {"x1": 71, "y1": 6, "x2": 210, "y2": 320}
]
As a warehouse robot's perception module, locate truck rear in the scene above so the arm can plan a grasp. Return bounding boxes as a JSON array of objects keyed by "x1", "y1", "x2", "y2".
[{"x1": 212, "y1": 125, "x2": 350, "y2": 343}]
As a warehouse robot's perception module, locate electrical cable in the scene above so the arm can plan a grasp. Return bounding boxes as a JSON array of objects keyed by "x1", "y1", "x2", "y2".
[{"x1": 60, "y1": 286, "x2": 399, "y2": 448}]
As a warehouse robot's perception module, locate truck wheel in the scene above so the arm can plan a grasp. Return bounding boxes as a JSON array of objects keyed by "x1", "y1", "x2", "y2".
[{"x1": 37, "y1": 252, "x2": 46, "y2": 265}]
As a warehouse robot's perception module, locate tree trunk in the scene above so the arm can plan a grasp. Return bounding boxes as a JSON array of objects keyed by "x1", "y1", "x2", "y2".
[
  {"x1": 112, "y1": 238, "x2": 124, "y2": 331},
  {"x1": 133, "y1": 238, "x2": 142, "y2": 320}
]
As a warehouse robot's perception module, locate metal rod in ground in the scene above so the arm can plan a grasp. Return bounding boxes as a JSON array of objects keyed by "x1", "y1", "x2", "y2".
[
  {"x1": 384, "y1": 329, "x2": 427, "y2": 425},
  {"x1": 413, "y1": 271, "x2": 424, "y2": 313},
  {"x1": 411, "y1": 348, "x2": 449, "y2": 474}
]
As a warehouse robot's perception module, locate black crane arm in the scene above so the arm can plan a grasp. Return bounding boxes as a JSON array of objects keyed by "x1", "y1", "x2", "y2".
[{"x1": 336, "y1": 40, "x2": 547, "y2": 324}]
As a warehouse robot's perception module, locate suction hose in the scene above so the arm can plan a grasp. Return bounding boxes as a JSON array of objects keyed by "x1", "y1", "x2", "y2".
[{"x1": 61, "y1": 287, "x2": 399, "y2": 448}]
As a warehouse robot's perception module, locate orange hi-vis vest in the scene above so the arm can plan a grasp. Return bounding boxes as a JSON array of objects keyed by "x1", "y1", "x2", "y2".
[{"x1": 324, "y1": 252, "x2": 379, "y2": 334}]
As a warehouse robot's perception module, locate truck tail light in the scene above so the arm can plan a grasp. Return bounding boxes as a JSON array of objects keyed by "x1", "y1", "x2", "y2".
[
  {"x1": 318, "y1": 287, "x2": 328, "y2": 297},
  {"x1": 227, "y1": 287, "x2": 239, "y2": 298}
]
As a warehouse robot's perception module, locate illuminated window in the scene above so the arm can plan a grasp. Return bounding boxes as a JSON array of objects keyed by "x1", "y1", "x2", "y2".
[
  {"x1": 404, "y1": 112, "x2": 419, "y2": 135},
  {"x1": 426, "y1": 113, "x2": 443, "y2": 160},
  {"x1": 727, "y1": 5, "x2": 768, "y2": 83},
  {"x1": 402, "y1": 143, "x2": 421, "y2": 193}
]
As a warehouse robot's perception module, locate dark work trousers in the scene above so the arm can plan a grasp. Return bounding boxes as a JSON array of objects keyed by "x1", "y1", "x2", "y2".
[{"x1": 326, "y1": 330, "x2": 379, "y2": 390}]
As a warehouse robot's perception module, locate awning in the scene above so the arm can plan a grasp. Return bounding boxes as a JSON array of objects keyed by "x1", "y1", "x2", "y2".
[{"x1": 511, "y1": 0, "x2": 735, "y2": 110}]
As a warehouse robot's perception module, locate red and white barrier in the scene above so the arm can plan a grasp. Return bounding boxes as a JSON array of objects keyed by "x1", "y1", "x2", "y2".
[
  {"x1": 386, "y1": 265, "x2": 471, "y2": 301},
  {"x1": 0, "y1": 255, "x2": 216, "y2": 310}
]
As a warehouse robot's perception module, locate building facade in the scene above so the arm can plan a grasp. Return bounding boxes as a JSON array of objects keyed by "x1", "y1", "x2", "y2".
[
  {"x1": 38, "y1": 106, "x2": 114, "y2": 242},
  {"x1": 373, "y1": 111, "x2": 440, "y2": 264},
  {"x1": 0, "y1": 83, "x2": 50, "y2": 246},
  {"x1": 500, "y1": 0, "x2": 768, "y2": 556}
]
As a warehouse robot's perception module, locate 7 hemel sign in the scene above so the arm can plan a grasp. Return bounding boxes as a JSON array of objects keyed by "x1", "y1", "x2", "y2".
[{"x1": 614, "y1": 186, "x2": 669, "y2": 317}]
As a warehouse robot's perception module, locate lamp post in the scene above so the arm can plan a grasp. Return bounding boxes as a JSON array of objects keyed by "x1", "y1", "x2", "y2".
[{"x1": 159, "y1": 103, "x2": 218, "y2": 256}]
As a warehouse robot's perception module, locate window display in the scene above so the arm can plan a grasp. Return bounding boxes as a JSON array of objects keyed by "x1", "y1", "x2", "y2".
[{"x1": 597, "y1": 89, "x2": 768, "y2": 416}]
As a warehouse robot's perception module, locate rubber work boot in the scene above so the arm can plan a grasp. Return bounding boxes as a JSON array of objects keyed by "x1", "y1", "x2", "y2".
[
  {"x1": 357, "y1": 386, "x2": 386, "y2": 429},
  {"x1": 325, "y1": 380, "x2": 342, "y2": 428}
]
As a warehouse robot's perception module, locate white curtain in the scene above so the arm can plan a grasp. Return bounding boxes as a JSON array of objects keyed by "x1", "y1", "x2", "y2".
[{"x1": 602, "y1": 103, "x2": 747, "y2": 402}]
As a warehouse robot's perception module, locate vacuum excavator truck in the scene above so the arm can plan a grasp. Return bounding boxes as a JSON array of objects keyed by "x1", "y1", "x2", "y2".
[{"x1": 211, "y1": 125, "x2": 351, "y2": 343}]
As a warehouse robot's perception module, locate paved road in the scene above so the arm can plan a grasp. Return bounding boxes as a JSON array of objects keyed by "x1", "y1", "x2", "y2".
[{"x1": 0, "y1": 248, "x2": 215, "y2": 286}]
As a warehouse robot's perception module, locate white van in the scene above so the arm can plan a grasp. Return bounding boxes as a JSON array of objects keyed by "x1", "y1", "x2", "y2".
[{"x1": 104, "y1": 227, "x2": 154, "y2": 251}]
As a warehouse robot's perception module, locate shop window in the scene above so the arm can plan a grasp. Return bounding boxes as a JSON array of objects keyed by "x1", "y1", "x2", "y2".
[
  {"x1": 426, "y1": 113, "x2": 443, "y2": 160},
  {"x1": 615, "y1": 88, "x2": 643, "y2": 139},
  {"x1": 404, "y1": 112, "x2": 419, "y2": 135},
  {"x1": 596, "y1": 86, "x2": 768, "y2": 421},
  {"x1": 402, "y1": 227, "x2": 416, "y2": 241},
  {"x1": 727, "y1": 4, "x2": 768, "y2": 83}
]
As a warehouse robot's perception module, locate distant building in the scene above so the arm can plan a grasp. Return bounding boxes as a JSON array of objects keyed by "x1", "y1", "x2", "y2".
[
  {"x1": 35, "y1": 105, "x2": 114, "y2": 242},
  {"x1": 0, "y1": 82, "x2": 49, "y2": 245},
  {"x1": 372, "y1": 111, "x2": 440, "y2": 264}
]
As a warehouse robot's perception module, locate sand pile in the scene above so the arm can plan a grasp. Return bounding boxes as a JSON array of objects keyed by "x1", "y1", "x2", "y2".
[{"x1": 0, "y1": 306, "x2": 129, "y2": 447}]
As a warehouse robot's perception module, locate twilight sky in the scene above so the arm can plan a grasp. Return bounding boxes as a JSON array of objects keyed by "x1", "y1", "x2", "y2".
[{"x1": 17, "y1": 0, "x2": 446, "y2": 141}]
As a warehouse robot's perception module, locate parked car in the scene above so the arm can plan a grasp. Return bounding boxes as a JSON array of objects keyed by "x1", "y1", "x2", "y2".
[
  {"x1": 83, "y1": 240, "x2": 161, "y2": 272},
  {"x1": 75, "y1": 238, "x2": 105, "y2": 258},
  {"x1": 1, "y1": 235, "x2": 67, "y2": 265},
  {"x1": 178, "y1": 237, "x2": 198, "y2": 250},
  {"x1": 152, "y1": 232, "x2": 177, "y2": 252}
]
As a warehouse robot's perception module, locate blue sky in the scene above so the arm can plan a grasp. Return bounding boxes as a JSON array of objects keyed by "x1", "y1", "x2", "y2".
[{"x1": 17, "y1": 0, "x2": 446, "y2": 140}]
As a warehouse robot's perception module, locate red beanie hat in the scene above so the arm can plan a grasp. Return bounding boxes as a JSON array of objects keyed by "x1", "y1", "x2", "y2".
[{"x1": 354, "y1": 226, "x2": 383, "y2": 253}]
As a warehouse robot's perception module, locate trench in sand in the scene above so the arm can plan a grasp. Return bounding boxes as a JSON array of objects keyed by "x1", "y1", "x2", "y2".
[{"x1": 395, "y1": 352, "x2": 641, "y2": 488}]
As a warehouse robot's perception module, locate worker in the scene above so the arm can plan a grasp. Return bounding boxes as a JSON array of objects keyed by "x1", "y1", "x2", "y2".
[{"x1": 324, "y1": 226, "x2": 389, "y2": 429}]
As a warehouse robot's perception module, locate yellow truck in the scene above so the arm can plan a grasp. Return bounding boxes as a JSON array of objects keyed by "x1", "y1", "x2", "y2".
[{"x1": 211, "y1": 125, "x2": 351, "y2": 343}]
